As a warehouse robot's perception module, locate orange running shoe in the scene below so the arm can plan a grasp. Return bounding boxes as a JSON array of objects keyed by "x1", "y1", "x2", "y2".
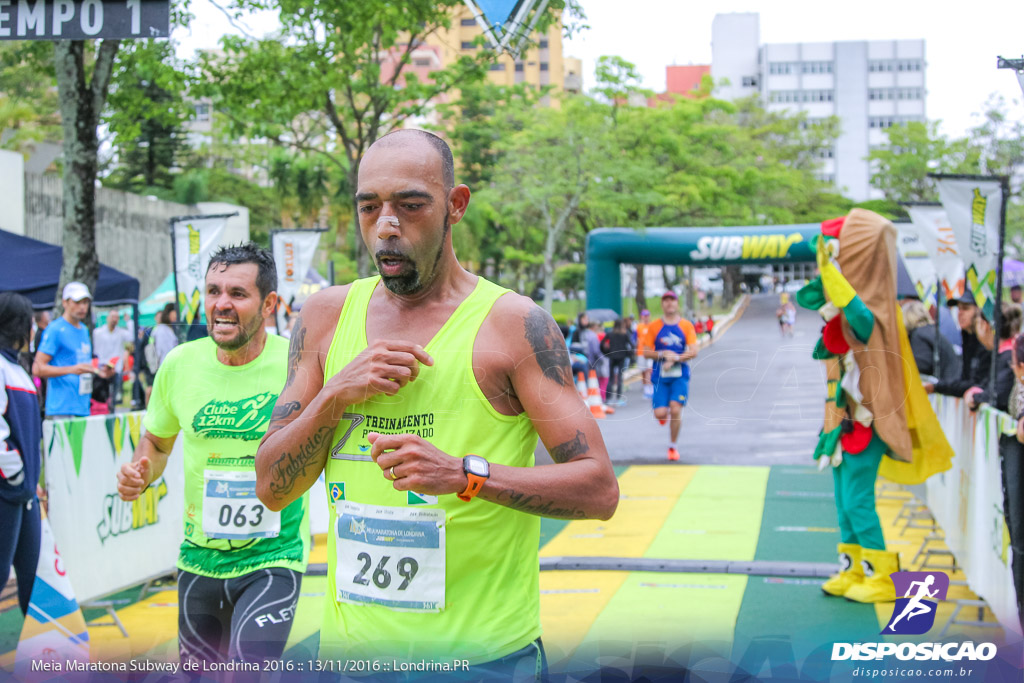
[
  {"x1": 667, "y1": 447, "x2": 680, "y2": 461},
  {"x1": 658, "y1": 419, "x2": 667, "y2": 426}
]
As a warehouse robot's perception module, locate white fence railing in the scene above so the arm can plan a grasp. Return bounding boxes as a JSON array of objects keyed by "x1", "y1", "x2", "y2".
[{"x1": 926, "y1": 395, "x2": 1020, "y2": 636}]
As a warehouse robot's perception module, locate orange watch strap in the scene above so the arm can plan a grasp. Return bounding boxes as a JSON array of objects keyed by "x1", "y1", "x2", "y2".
[{"x1": 458, "y1": 473, "x2": 486, "y2": 501}]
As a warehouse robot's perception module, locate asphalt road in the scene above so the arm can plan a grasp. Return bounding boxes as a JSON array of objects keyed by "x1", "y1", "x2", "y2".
[{"x1": 590, "y1": 293, "x2": 827, "y2": 466}]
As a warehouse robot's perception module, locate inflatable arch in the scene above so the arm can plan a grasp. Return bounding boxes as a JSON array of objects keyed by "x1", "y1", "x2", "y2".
[{"x1": 584, "y1": 225, "x2": 822, "y2": 313}]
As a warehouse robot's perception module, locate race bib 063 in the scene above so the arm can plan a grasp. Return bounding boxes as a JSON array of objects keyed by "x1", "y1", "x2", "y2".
[
  {"x1": 335, "y1": 501, "x2": 445, "y2": 612},
  {"x1": 202, "y1": 470, "x2": 280, "y2": 539}
]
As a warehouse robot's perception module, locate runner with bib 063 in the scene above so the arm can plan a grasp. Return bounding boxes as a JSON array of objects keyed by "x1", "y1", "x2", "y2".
[{"x1": 117, "y1": 244, "x2": 309, "y2": 667}]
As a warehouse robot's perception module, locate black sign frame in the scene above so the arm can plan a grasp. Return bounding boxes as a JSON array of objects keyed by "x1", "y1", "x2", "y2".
[{"x1": 0, "y1": 0, "x2": 169, "y2": 41}]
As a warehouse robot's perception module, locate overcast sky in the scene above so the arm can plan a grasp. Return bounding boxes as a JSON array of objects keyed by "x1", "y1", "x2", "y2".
[
  {"x1": 562, "y1": 0, "x2": 1024, "y2": 139},
  {"x1": 178, "y1": 0, "x2": 1024, "y2": 140}
]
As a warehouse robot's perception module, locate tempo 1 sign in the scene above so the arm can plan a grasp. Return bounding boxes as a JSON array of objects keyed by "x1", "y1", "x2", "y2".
[{"x1": 0, "y1": 0, "x2": 169, "y2": 40}]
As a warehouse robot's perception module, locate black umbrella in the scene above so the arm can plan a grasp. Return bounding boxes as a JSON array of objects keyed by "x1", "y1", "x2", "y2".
[
  {"x1": 585, "y1": 308, "x2": 620, "y2": 324},
  {"x1": 896, "y1": 254, "x2": 918, "y2": 299}
]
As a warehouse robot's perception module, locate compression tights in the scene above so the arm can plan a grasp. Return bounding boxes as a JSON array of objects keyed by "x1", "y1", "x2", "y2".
[{"x1": 177, "y1": 566, "x2": 302, "y2": 665}]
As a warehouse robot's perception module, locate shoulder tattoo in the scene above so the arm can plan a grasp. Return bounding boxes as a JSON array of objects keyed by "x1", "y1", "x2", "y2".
[
  {"x1": 283, "y1": 316, "x2": 306, "y2": 390},
  {"x1": 524, "y1": 307, "x2": 573, "y2": 388}
]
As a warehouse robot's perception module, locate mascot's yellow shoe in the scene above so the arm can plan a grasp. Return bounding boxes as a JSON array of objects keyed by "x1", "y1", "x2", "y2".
[
  {"x1": 844, "y1": 548, "x2": 899, "y2": 603},
  {"x1": 822, "y1": 543, "x2": 863, "y2": 597}
]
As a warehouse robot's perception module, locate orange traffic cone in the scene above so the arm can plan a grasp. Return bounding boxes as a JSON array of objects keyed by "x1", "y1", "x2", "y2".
[
  {"x1": 587, "y1": 370, "x2": 606, "y2": 419},
  {"x1": 576, "y1": 372, "x2": 588, "y2": 403}
]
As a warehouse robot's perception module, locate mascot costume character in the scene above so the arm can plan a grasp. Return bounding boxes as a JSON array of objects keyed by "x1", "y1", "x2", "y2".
[{"x1": 796, "y1": 209, "x2": 953, "y2": 603}]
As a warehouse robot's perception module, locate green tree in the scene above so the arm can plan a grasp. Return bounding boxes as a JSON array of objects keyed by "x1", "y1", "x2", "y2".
[
  {"x1": 0, "y1": 43, "x2": 59, "y2": 153},
  {"x1": 867, "y1": 120, "x2": 977, "y2": 202},
  {"x1": 51, "y1": 38, "x2": 122, "y2": 308},
  {"x1": 1007, "y1": 201, "x2": 1024, "y2": 260},
  {"x1": 479, "y1": 95, "x2": 617, "y2": 311},
  {"x1": 105, "y1": 39, "x2": 193, "y2": 193},
  {"x1": 2, "y1": 2, "x2": 192, "y2": 309},
  {"x1": 169, "y1": 167, "x2": 281, "y2": 245},
  {"x1": 553, "y1": 263, "x2": 586, "y2": 300},
  {"x1": 437, "y1": 80, "x2": 539, "y2": 188},
  {"x1": 202, "y1": 0, "x2": 574, "y2": 277},
  {"x1": 592, "y1": 55, "x2": 650, "y2": 122},
  {"x1": 968, "y1": 95, "x2": 1024, "y2": 192},
  {"x1": 438, "y1": 80, "x2": 541, "y2": 275}
]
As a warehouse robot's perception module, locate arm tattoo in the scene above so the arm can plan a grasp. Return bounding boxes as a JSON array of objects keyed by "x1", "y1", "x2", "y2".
[
  {"x1": 266, "y1": 426, "x2": 334, "y2": 500},
  {"x1": 264, "y1": 400, "x2": 301, "y2": 437},
  {"x1": 550, "y1": 429, "x2": 589, "y2": 464},
  {"x1": 283, "y1": 318, "x2": 306, "y2": 390},
  {"x1": 496, "y1": 488, "x2": 587, "y2": 519},
  {"x1": 524, "y1": 307, "x2": 573, "y2": 388}
]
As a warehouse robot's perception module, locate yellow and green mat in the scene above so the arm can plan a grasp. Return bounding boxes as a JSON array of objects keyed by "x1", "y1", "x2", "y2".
[{"x1": 0, "y1": 464, "x2": 1006, "y2": 679}]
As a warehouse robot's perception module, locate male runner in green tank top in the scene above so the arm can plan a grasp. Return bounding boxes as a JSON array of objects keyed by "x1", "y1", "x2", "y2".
[
  {"x1": 117, "y1": 243, "x2": 309, "y2": 666},
  {"x1": 255, "y1": 129, "x2": 619, "y2": 678}
]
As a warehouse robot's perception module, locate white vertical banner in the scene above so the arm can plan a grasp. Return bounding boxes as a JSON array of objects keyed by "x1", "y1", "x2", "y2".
[
  {"x1": 895, "y1": 223, "x2": 938, "y2": 309},
  {"x1": 905, "y1": 204, "x2": 965, "y2": 302},
  {"x1": 172, "y1": 215, "x2": 229, "y2": 327},
  {"x1": 272, "y1": 230, "x2": 323, "y2": 331},
  {"x1": 932, "y1": 177, "x2": 1004, "y2": 319}
]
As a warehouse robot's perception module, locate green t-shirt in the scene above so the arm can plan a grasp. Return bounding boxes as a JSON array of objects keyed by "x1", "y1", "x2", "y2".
[{"x1": 144, "y1": 335, "x2": 309, "y2": 579}]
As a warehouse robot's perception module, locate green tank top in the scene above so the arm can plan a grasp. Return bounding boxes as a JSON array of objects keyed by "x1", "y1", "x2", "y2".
[
  {"x1": 320, "y1": 276, "x2": 541, "y2": 664},
  {"x1": 143, "y1": 336, "x2": 310, "y2": 579}
]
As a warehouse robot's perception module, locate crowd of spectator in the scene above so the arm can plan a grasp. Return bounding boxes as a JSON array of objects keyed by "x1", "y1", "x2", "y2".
[
  {"x1": 560, "y1": 302, "x2": 719, "y2": 407},
  {"x1": 918, "y1": 290, "x2": 1023, "y2": 418}
]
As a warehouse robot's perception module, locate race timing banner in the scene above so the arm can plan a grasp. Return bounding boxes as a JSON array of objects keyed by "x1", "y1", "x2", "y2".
[
  {"x1": 271, "y1": 229, "x2": 322, "y2": 331},
  {"x1": 170, "y1": 214, "x2": 229, "y2": 327}
]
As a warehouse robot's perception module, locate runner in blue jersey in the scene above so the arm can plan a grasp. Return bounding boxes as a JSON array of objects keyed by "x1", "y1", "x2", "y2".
[{"x1": 640, "y1": 291, "x2": 698, "y2": 461}]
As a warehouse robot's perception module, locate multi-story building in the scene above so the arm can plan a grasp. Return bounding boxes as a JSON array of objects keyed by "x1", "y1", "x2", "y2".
[
  {"x1": 424, "y1": 7, "x2": 567, "y2": 104},
  {"x1": 564, "y1": 56, "x2": 584, "y2": 95},
  {"x1": 711, "y1": 12, "x2": 926, "y2": 201}
]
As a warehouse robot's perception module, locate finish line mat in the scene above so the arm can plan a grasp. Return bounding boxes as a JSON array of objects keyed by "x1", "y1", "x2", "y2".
[{"x1": 1, "y1": 465, "x2": 1017, "y2": 681}]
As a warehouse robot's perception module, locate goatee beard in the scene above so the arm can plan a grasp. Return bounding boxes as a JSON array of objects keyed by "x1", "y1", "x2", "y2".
[{"x1": 377, "y1": 217, "x2": 448, "y2": 296}]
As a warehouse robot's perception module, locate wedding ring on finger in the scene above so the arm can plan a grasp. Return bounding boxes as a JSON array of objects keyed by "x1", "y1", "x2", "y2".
[{"x1": 389, "y1": 466, "x2": 397, "y2": 481}]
